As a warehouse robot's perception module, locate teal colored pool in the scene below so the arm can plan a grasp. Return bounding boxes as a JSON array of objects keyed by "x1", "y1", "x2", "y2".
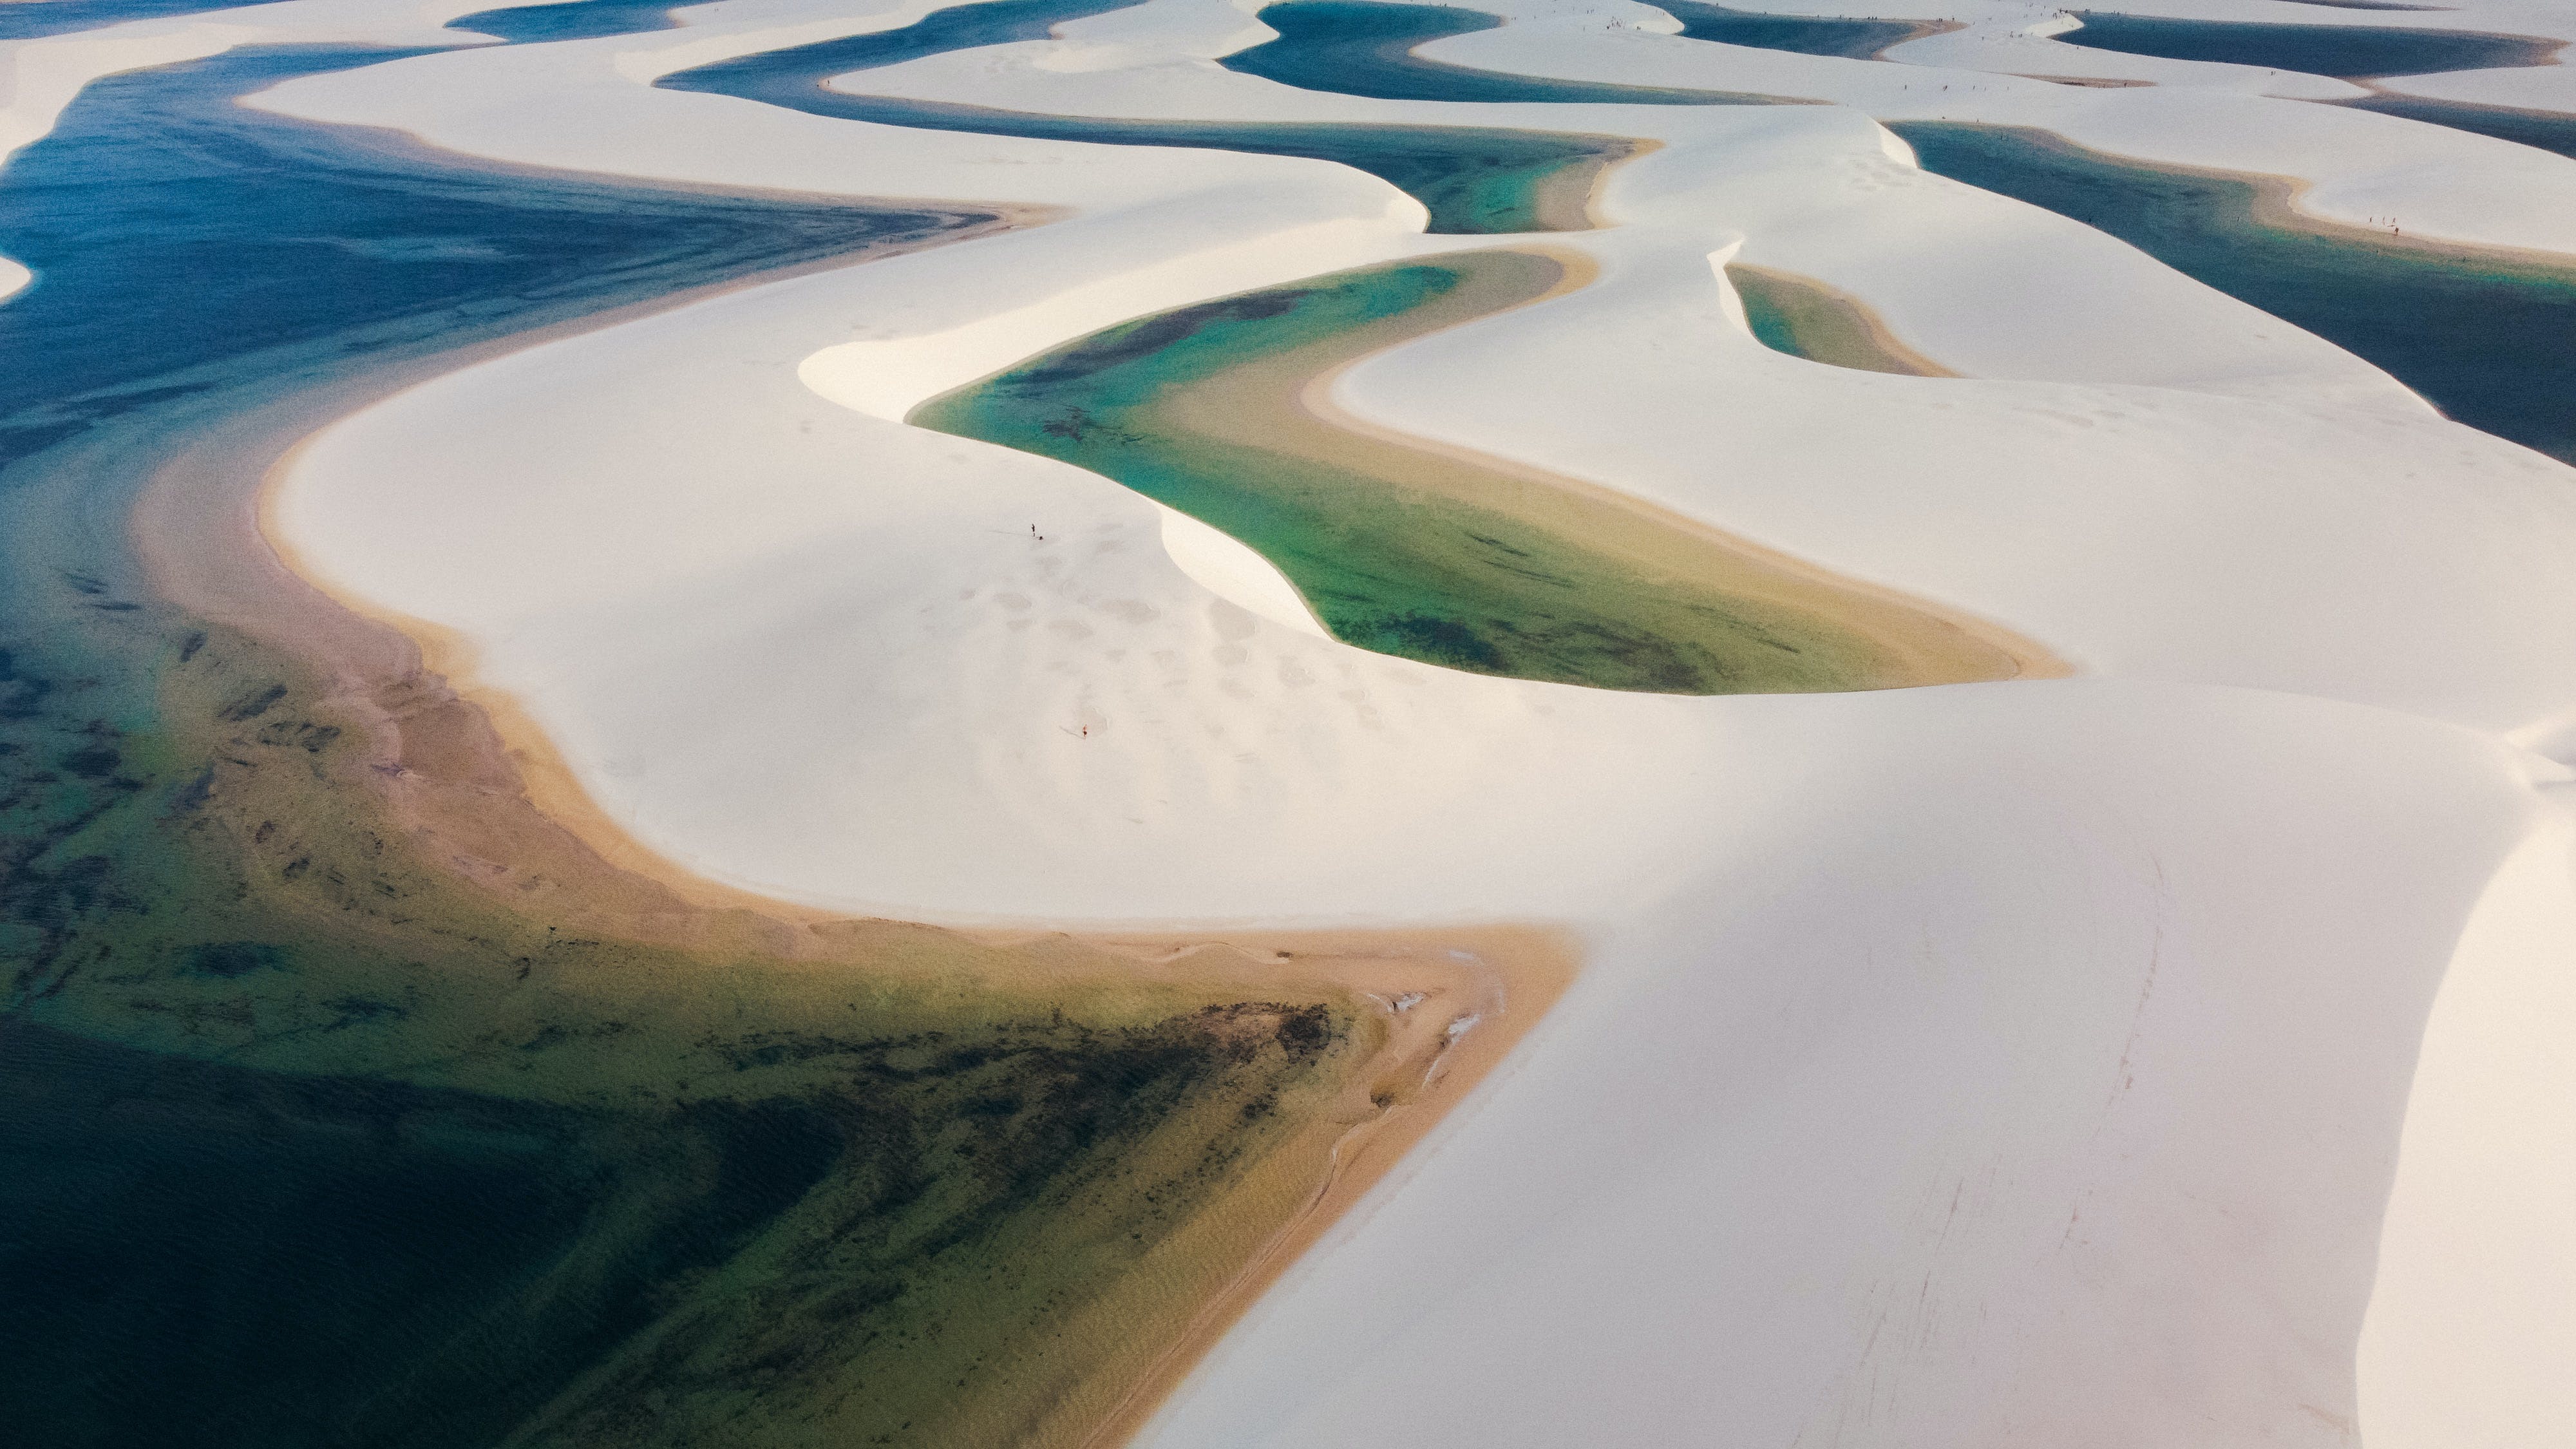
[
  {"x1": 1658, "y1": 0, "x2": 1937, "y2": 61},
  {"x1": 658, "y1": 0, "x2": 1640, "y2": 232},
  {"x1": 913, "y1": 252, "x2": 2005, "y2": 692},
  {"x1": 1222, "y1": 0, "x2": 1800, "y2": 104}
]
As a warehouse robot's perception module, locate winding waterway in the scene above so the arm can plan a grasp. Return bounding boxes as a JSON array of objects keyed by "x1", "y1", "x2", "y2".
[
  {"x1": 914, "y1": 251, "x2": 2022, "y2": 692},
  {"x1": 658, "y1": 0, "x2": 1642, "y2": 234},
  {"x1": 1, "y1": 33, "x2": 1372, "y2": 1449}
]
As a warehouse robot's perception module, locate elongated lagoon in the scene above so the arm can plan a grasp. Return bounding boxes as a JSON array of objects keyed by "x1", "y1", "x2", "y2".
[
  {"x1": 2345, "y1": 92, "x2": 2576, "y2": 164},
  {"x1": 2052, "y1": 11, "x2": 2562, "y2": 79},
  {"x1": 1221, "y1": 0, "x2": 1803, "y2": 105},
  {"x1": 1658, "y1": 0, "x2": 1946, "y2": 61},
  {"x1": 1, "y1": 39, "x2": 1382, "y2": 1449},
  {"x1": 916, "y1": 250, "x2": 2025, "y2": 692},
  {"x1": 1893, "y1": 122, "x2": 2576, "y2": 464},
  {"x1": 659, "y1": 0, "x2": 1642, "y2": 233},
  {"x1": 1728, "y1": 263, "x2": 1951, "y2": 376}
]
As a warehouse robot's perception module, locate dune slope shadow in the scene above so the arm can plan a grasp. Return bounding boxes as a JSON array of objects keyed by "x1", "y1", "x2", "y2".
[
  {"x1": 1893, "y1": 121, "x2": 2576, "y2": 464},
  {"x1": 916, "y1": 250, "x2": 2028, "y2": 693}
]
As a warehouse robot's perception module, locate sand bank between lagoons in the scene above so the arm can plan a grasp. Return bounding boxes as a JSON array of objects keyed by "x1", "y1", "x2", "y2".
[
  {"x1": 140, "y1": 182, "x2": 1578, "y2": 1448},
  {"x1": 1242, "y1": 247, "x2": 2061, "y2": 687},
  {"x1": 1721, "y1": 260, "x2": 1958, "y2": 377}
]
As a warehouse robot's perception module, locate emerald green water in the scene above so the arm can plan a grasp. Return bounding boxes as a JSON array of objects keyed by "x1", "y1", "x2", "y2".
[
  {"x1": 1728, "y1": 263, "x2": 1937, "y2": 375},
  {"x1": 916, "y1": 256, "x2": 1900, "y2": 694}
]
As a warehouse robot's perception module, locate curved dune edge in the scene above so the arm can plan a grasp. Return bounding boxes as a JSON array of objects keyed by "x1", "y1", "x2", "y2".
[
  {"x1": 135, "y1": 217, "x2": 1579, "y2": 1446},
  {"x1": 1559, "y1": 133, "x2": 1654, "y2": 230},
  {"x1": 1275, "y1": 245, "x2": 2069, "y2": 687}
]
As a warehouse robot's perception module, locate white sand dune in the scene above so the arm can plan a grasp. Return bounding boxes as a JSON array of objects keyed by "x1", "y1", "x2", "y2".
[{"x1": 23, "y1": 0, "x2": 2571, "y2": 1439}]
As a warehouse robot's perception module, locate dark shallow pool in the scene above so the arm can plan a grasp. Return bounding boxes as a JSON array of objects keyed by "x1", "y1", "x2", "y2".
[
  {"x1": 1893, "y1": 120, "x2": 2576, "y2": 464},
  {"x1": 2345, "y1": 91, "x2": 2576, "y2": 162},
  {"x1": 1657, "y1": 0, "x2": 1938, "y2": 61},
  {"x1": 2053, "y1": 10, "x2": 2561, "y2": 79},
  {"x1": 913, "y1": 252, "x2": 1998, "y2": 692}
]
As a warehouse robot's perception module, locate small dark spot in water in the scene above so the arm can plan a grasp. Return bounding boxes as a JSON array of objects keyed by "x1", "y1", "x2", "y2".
[
  {"x1": 61, "y1": 570, "x2": 106, "y2": 595},
  {"x1": 215, "y1": 683, "x2": 288, "y2": 721},
  {"x1": 87, "y1": 600, "x2": 140, "y2": 612},
  {"x1": 1372, "y1": 613, "x2": 1508, "y2": 671},
  {"x1": 1017, "y1": 289, "x2": 1309, "y2": 384},
  {"x1": 178, "y1": 630, "x2": 206, "y2": 662},
  {"x1": 256, "y1": 719, "x2": 342, "y2": 752},
  {"x1": 320, "y1": 996, "x2": 408, "y2": 1028},
  {"x1": 183, "y1": 941, "x2": 286, "y2": 978},
  {"x1": 60, "y1": 745, "x2": 119, "y2": 778},
  {"x1": 1040, "y1": 407, "x2": 1100, "y2": 442},
  {"x1": 279, "y1": 856, "x2": 310, "y2": 881}
]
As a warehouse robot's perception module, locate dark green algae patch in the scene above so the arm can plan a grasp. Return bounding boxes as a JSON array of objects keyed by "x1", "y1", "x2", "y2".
[
  {"x1": 1, "y1": 38, "x2": 1368, "y2": 1449},
  {"x1": 913, "y1": 254, "x2": 1937, "y2": 695},
  {"x1": 2, "y1": 618, "x2": 1361, "y2": 1449}
]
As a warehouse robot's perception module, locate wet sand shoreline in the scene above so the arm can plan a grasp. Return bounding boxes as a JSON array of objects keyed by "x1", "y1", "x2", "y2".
[
  {"x1": 140, "y1": 210, "x2": 1580, "y2": 1446},
  {"x1": 1235, "y1": 247, "x2": 2063, "y2": 687}
]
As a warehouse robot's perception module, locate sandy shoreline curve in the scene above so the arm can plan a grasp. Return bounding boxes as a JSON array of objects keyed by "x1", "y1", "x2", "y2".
[
  {"x1": 138, "y1": 194, "x2": 1580, "y2": 1446},
  {"x1": 1278, "y1": 246, "x2": 2070, "y2": 686}
]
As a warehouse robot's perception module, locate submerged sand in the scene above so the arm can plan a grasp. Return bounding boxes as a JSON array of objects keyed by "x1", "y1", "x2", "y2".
[
  {"x1": 1206, "y1": 247, "x2": 2061, "y2": 687},
  {"x1": 131, "y1": 235, "x2": 1575, "y2": 1448}
]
